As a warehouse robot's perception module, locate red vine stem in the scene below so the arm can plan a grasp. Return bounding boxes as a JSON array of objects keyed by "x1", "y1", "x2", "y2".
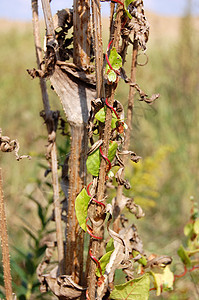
[
  {"x1": 105, "y1": 40, "x2": 114, "y2": 71},
  {"x1": 89, "y1": 248, "x2": 103, "y2": 276},
  {"x1": 87, "y1": 182, "x2": 106, "y2": 208},
  {"x1": 86, "y1": 218, "x2": 103, "y2": 240},
  {"x1": 174, "y1": 265, "x2": 188, "y2": 279},
  {"x1": 189, "y1": 265, "x2": 199, "y2": 272},
  {"x1": 105, "y1": 97, "x2": 120, "y2": 119},
  {"x1": 87, "y1": 181, "x2": 93, "y2": 196},
  {"x1": 86, "y1": 289, "x2": 91, "y2": 300},
  {"x1": 99, "y1": 145, "x2": 112, "y2": 172},
  {"x1": 111, "y1": 0, "x2": 124, "y2": 7}
]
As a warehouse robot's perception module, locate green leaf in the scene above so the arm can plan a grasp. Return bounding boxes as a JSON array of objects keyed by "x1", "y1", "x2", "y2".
[
  {"x1": 96, "y1": 250, "x2": 114, "y2": 277},
  {"x1": 110, "y1": 273, "x2": 150, "y2": 300},
  {"x1": 95, "y1": 107, "x2": 118, "y2": 129},
  {"x1": 23, "y1": 227, "x2": 37, "y2": 242},
  {"x1": 86, "y1": 148, "x2": 101, "y2": 177},
  {"x1": 108, "y1": 141, "x2": 118, "y2": 162},
  {"x1": 124, "y1": 0, "x2": 135, "y2": 9},
  {"x1": 105, "y1": 47, "x2": 122, "y2": 73},
  {"x1": 12, "y1": 245, "x2": 28, "y2": 259},
  {"x1": 86, "y1": 141, "x2": 118, "y2": 176},
  {"x1": 124, "y1": 0, "x2": 135, "y2": 19},
  {"x1": 125, "y1": 10, "x2": 132, "y2": 19},
  {"x1": 25, "y1": 256, "x2": 35, "y2": 275},
  {"x1": 193, "y1": 219, "x2": 199, "y2": 234},
  {"x1": 184, "y1": 223, "x2": 193, "y2": 236},
  {"x1": 132, "y1": 250, "x2": 147, "y2": 266},
  {"x1": 108, "y1": 70, "x2": 117, "y2": 82},
  {"x1": 177, "y1": 245, "x2": 191, "y2": 266},
  {"x1": 106, "y1": 238, "x2": 114, "y2": 252},
  {"x1": 95, "y1": 107, "x2": 106, "y2": 123},
  {"x1": 150, "y1": 266, "x2": 174, "y2": 296},
  {"x1": 75, "y1": 188, "x2": 91, "y2": 231},
  {"x1": 35, "y1": 245, "x2": 47, "y2": 258},
  {"x1": 11, "y1": 260, "x2": 28, "y2": 283}
]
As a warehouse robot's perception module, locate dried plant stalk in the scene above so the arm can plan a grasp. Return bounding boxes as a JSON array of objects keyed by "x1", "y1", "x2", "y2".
[
  {"x1": 91, "y1": 0, "x2": 105, "y2": 97},
  {"x1": 61, "y1": 0, "x2": 92, "y2": 282},
  {"x1": 0, "y1": 168, "x2": 13, "y2": 300},
  {"x1": 31, "y1": 0, "x2": 64, "y2": 273},
  {"x1": 114, "y1": 38, "x2": 138, "y2": 232},
  {"x1": 65, "y1": 125, "x2": 87, "y2": 282}
]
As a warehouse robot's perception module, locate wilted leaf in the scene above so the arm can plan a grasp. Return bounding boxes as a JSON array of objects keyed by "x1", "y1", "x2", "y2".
[
  {"x1": 41, "y1": 267, "x2": 84, "y2": 299},
  {"x1": 96, "y1": 250, "x2": 114, "y2": 277},
  {"x1": 150, "y1": 266, "x2": 174, "y2": 296},
  {"x1": 177, "y1": 245, "x2": 191, "y2": 266},
  {"x1": 86, "y1": 141, "x2": 118, "y2": 176},
  {"x1": 110, "y1": 273, "x2": 150, "y2": 300},
  {"x1": 193, "y1": 219, "x2": 199, "y2": 234},
  {"x1": 75, "y1": 188, "x2": 91, "y2": 231}
]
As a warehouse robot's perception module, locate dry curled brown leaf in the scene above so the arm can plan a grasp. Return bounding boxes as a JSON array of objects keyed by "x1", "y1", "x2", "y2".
[
  {"x1": 146, "y1": 255, "x2": 172, "y2": 269},
  {"x1": 40, "y1": 266, "x2": 85, "y2": 299},
  {"x1": 126, "y1": 198, "x2": 145, "y2": 219},
  {"x1": 0, "y1": 129, "x2": 31, "y2": 161}
]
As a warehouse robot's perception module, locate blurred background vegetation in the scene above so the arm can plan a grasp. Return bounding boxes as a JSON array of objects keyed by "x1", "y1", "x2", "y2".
[{"x1": 0, "y1": 3, "x2": 199, "y2": 299}]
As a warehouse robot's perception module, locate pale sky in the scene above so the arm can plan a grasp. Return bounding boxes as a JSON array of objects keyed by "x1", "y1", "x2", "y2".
[{"x1": 0, "y1": 0, "x2": 198, "y2": 20}]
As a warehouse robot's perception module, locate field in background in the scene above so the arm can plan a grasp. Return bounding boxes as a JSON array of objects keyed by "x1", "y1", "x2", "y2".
[{"x1": 0, "y1": 10, "x2": 199, "y2": 299}]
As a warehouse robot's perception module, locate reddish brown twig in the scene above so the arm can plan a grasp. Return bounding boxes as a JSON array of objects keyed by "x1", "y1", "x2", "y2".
[{"x1": 0, "y1": 169, "x2": 13, "y2": 300}]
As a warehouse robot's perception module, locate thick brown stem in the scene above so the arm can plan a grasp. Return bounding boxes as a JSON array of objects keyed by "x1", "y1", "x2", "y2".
[
  {"x1": 91, "y1": 0, "x2": 105, "y2": 97},
  {"x1": 73, "y1": 0, "x2": 91, "y2": 69},
  {"x1": 63, "y1": 0, "x2": 91, "y2": 283},
  {"x1": 65, "y1": 125, "x2": 87, "y2": 282},
  {"x1": 0, "y1": 169, "x2": 13, "y2": 300},
  {"x1": 114, "y1": 38, "x2": 138, "y2": 232},
  {"x1": 31, "y1": 0, "x2": 64, "y2": 273}
]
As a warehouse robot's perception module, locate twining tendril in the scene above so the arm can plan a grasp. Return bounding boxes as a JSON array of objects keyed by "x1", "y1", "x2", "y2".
[
  {"x1": 105, "y1": 97, "x2": 124, "y2": 133},
  {"x1": 99, "y1": 145, "x2": 112, "y2": 172},
  {"x1": 174, "y1": 264, "x2": 199, "y2": 280},
  {"x1": 87, "y1": 181, "x2": 106, "y2": 208},
  {"x1": 105, "y1": 40, "x2": 121, "y2": 78},
  {"x1": 105, "y1": 97, "x2": 120, "y2": 119},
  {"x1": 89, "y1": 249, "x2": 103, "y2": 276},
  {"x1": 86, "y1": 289, "x2": 91, "y2": 300},
  {"x1": 86, "y1": 218, "x2": 103, "y2": 240},
  {"x1": 105, "y1": 40, "x2": 114, "y2": 71},
  {"x1": 111, "y1": 0, "x2": 125, "y2": 7}
]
